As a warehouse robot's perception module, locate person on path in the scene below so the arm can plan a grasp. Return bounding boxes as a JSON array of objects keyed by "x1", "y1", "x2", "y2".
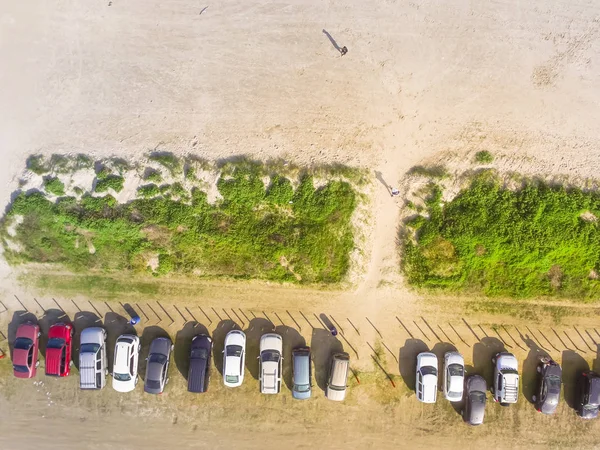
[
  {"x1": 390, "y1": 187, "x2": 400, "y2": 197},
  {"x1": 340, "y1": 46, "x2": 348, "y2": 56}
]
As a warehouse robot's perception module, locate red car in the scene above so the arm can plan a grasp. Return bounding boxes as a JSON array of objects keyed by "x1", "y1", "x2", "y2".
[
  {"x1": 13, "y1": 322, "x2": 41, "y2": 378},
  {"x1": 45, "y1": 323, "x2": 73, "y2": 377}
]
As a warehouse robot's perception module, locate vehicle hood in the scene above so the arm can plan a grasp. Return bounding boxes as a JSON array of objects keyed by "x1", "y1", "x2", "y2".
[
  {"x1": 418, "y1": 353, "x2": 438, "y2": 368},
  {"x1": 225, "y1": 331, "x2": 245, "y2": 347},
  {"x1": 80, "y1": 327, "x2": 104, "y2": 345},
  {"x1": 445, "y1": 352, "x2": 464, "y2": 366},
  {"x1": 467, "y1": 375, "x2": 487, "y2": 393},
  {"x1": 17, "y1": 324, "x2": 37, "y2": 340},
  {"x1": 260, "y1": 334, "x2": 282, "y2": 353},
  {"x1": 149, "y1": 338, "x2": 171, "y2": 357},
  {"x1": 497, "y1": 354, "x2": 518, "y2": 371}
]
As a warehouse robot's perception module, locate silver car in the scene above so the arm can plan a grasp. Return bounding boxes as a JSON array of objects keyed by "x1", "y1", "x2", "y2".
[
  {"x1": 464, "y1": 375, "x2": 487, "y2": 425},
  {"x1": 144, "y1": 337, "x2": 173, "y2": 394}
]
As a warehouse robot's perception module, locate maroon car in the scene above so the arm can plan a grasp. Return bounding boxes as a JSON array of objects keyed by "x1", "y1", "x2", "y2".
[{"x1": 13, "y1": 322, "x2": 41, "y2": 378}]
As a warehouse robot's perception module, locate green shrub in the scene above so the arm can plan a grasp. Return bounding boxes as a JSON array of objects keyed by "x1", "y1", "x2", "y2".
[
  {"x1": 144, "y1": 170, "x2": 162, "y2": 183},
  {"x1": 156, "y1": 253, "x2": 175, "y2": 275},
  {"x1": 95, "y1": 175, "x2": 124, "y2": 193},
  {"x1": 75, "y1": 154, "x2": 94, "y2": 170},
  {"x1": 149, "y1": 152, "x2": 181, "y2": 176},
  {"x1": 96, "y1": 166, "x2": 112, "y2": 180},
  {"x1": 266, "y1": 175, "x2": 294, "y2": 205},
  {"x1": 138, "y1": 184, "x2": 160, "y2": 198},
  {"x1": 49, "y1": 154, "x2": 70, "y2": 173},
  {"x1": 44, "y1": 177, "x2": 65, "y2": 196},
  {"x1": 403, "y1": 174, "x2": 600, "y2": 299},
  {"x1": 475, "y1": 151, "x2": 494, "y2": 164},
  {"x1": 26, "y1": 155, "x2": 50, "y2": 175},
  {"x1": 170, "y1": 182, "x2": 187, "y2": 198},
  {"x1": 407, "y1": 165, "x2": 449, "y2": 179}
]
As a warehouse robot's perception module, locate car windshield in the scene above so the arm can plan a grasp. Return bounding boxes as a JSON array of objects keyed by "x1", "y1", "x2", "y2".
[
  {"x1": 46, "y1": 338, "x2": 65, "y2": 349},
  {"x1": 13, "y1": 364, "x2": 29, "y2": 373},
  {"x1": 80, "y1": 343, "x2": 100, "y2": 354},
  {"x1": 470, "y1": 392, "x2": 486, "y2": 403},
  {"x1": 420, "y1": 366, "x2": 437, "y2": 376},
  {"x1": 294, "y1": 383, "x2": 310, "y2": 393},
  {"x1": 113, "y1": 372, "x2": 132, "y2": 382},
  {"x1": 226, "y1": 345, "x2": 242, "y2": 357},
  {"x1": 14, "y1": 337, "x2": 33, "y2": 350},
  {"x1": 146, "y1": 380, "x2": 161, "y2": 389},
  {"x1": 226, "y1": 375, "x2": 239, "y2": 384},
  {"x1": 191, "y1": 348, "x2": 209, "y2": 359},
  {"x1": 584, "y1": 404, "x2": 599, "y2": 411},
  {"x1": 448, "y1": 364, "x2": 464, "y2": 377},
  {"x1": 148, "y1": 354, "x2": 167, "y2": 364},
  {"x1": 118, "y1": 337, "x2": 133, "y2": 344},
  {"x1": 547, "y1": 375, "x2": 561, "y2": 390},
  {"x1": 261, "y1": 350, "x2": 280, "y2": 362}
]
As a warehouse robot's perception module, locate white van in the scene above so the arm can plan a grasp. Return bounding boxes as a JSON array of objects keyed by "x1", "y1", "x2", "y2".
[{"x1": 79, "y1": 327, "x2": 108, "y2": 390}]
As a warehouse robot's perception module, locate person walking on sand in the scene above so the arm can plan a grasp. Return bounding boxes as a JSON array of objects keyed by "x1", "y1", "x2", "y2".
[
  {"x1": 340, "y1": 46, "x2": 348, "y2": 56},
  {"x1": 390, "y1": 187, "x2": 400, "y2": 197}
]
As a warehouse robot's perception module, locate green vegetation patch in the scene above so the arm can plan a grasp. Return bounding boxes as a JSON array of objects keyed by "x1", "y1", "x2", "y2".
[
  {"x1": 474, "y1": 150, "x2": 494, "y2": 164},
  {"x1": 403, "y1": 173, "x2": 600, "y2": 299},
  {"x1": 4, "y1": 163, "x2": 358, "y2": 284},
  {"x1": 95, "y1": 175, "x2": 124, "y2": 193},
  {"x1": 44, "y1": 177, "x2": 65, "y2": 196}
]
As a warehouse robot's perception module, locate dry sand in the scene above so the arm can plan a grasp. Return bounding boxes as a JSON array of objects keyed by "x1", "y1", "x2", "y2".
[{"x1": 2, "y1": 0, "x2": 600, "y2": 448}]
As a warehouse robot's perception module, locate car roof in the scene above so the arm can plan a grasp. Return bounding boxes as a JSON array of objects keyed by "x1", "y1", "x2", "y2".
[
  {"x1": 469, "y1": 395, "x2": 486, "y2": 424},
  {"x1": 445, "y1": 352, "x2": 464, "y2": 365},
  {"x1": 114, "y1": 342, "x2": 130, "y2": 370},
  {"x1": 48, "y1": 323, "x2": 69, "y2": 338},
  {"x1": 546, "y1": 363, "x2": 562, "y2": 378},
  {"x1": 330, "y1": 353, "x2": 349, "y2": 387},
  {"x1": 293, "y1": 350, "x2": 310, "y2": 385},
  {"x1": 146, "y1": 361, "x2": 164, "y2": 381}
]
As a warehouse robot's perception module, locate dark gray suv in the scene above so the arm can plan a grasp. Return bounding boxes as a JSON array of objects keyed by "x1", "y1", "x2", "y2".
[
  {"x1": 144, "y1": 337, "x2": 173, "y2": 395},
  {"x1": 463, "y1": 375, "x2": 486, "y2": 426},
  {"x1": 578, "y1": 371, "x2": 600, "y2": 419}
]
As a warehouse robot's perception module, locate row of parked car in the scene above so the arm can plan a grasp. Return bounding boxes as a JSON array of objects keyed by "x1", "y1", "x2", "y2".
[
  {"x1": 11, "y1": 323, "x2": 351, "y2": 401},
  {"x1": 12, "y1": 322, "x2": 600, "y2": 421}
]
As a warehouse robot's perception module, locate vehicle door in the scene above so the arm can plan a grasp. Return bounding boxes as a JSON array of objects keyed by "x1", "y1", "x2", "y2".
[
  {"x1": 496, "y1": 374, "x2": 503, "y2": 398},
  {"x1": 27, "y1": 345, "x2": 34, "y2": 371}
]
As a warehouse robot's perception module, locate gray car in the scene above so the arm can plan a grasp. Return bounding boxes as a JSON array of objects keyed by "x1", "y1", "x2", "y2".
[
  {"x1": 292, "y1": 347, "x2": 311, "y2": 400},
  {"x1": 532, "y1": 357, "x2": 561, "y2": 415},
  {"x1": 464, "y1": 375, "x2": 486, "y2": 425},
  {"x1": 144, "y1": 337, "x2": 174, "y2": 395}
]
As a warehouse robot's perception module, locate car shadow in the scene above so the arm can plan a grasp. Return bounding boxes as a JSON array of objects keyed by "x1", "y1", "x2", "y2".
[
  {"x1": 562, "y1": 350, "x2": 589, "y2": 409},
  {"x1": 8, "y1": 311, "x2": 38, "y2": 359},
  {"x1": 244, "y1": 318, "x2": 276, "y2": 380},
  {"x1": 104, "y1": 312, "x2": 136, "y2": 370},
  {"x1": 398, "y1": 339, "x2": 428, "y2": 392},
  {"x1": 73, "y1": 312, "x2": 102, "y2": 370},
  {"x1": 38, "y1": 309, "x2": 71, "y2": 358},
  {"x1": 139, "y1": 326, "x2": 170, "y2": 380},
  {"x1": 472, "y1": 337, "x2": 505, "y2": 389},
  {"x1": 275, "y1": 325, "x2": 306, "y2": 391},
  {"x1": 175, "y1": 321, "x2": 209, "y2": 381},
  {"x1": 310, "y1": 328, "x2": 343, "y2": 392},
  {"x1": 212, "y1": 320, "x2": 240, "y2": 375},
  {"x1": 521, "y1": 334, "x2": 550, "y2": 404}
]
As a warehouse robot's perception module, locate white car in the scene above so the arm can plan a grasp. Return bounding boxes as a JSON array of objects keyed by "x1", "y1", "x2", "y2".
[
  {"x1": 259, "y1": 333, "x2": 283, "y2": 394},
  {"x1": 223, "y1": 330, "x2": 246, "y2": 388},
  {"x1": 416, "y1": 352, "x2": 438, "y2": 403},
  {"x1": 443, "y1": 351, "x2": 465, "y2": 402},
  {"x1": 112, "y1": 334, "x2": 141, "y2": 393},
  {"x1": 492, "y1": 352, "x2": 519, "y2": 404}
]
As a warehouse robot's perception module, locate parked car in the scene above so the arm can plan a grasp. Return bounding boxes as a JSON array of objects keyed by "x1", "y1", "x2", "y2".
[
  {"x1": 79, "y1": 327, "x2": 108, "y2": 390},
  {"x1": 144, "y1": 337, "x2": 173, "y2": 394},
  {"x1": 326, "y1": 352, "x2": 350, "y2": 401},
  {"x1": 577, "y1": 371, "x2": 600, "y2": 419},
  {"x1": 223, "y1": 330, "x2": 246, "y2": 388},
  {"x1": 188, "y1": 334, "x2": 212, "y2": 393},
  {"x1": 443, "y1": 351, "x2": 465, "y2": 402},
  {"x1": 463, "y1": 375, "x2": 487, "y2": 425},
  {"x1": 259, "y1": 333, "x2": 283, "y2": 395},
  {"x1": 491, "y1": 352, "x2": 519, "y2": 405},
  {"x1": 532, "y1": 357, "x2": 562, "y2": 414},
  {"x1": 112, "y1": 334, "x2": 141, "y2": 393},
  {"x1": 45, "y1": 323, "x2": 73, "y2": 377},
  {"x1": 12, "y1": 322, "x2": 41, "y2": 379},
  {"x1": 292, "y1": 346, "x2": 312, "y2": 400},
  {"x1": 416, "y1": 352, "x2": 438, "y2": 403}
]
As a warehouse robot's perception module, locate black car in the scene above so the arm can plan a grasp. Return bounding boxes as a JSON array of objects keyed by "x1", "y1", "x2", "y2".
[
  {"x1": 532, "y1": 357, "x2": 562, "y2": 415},
  {"x1": 188, "y1": 334, "x2": 212, "y2": 393},
  {"x1": 578, "y1": 371, "x2": 600, "y2": 419},
  {"x1": 463, "y1": 375, "x2": 487, "y2": 426}
]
